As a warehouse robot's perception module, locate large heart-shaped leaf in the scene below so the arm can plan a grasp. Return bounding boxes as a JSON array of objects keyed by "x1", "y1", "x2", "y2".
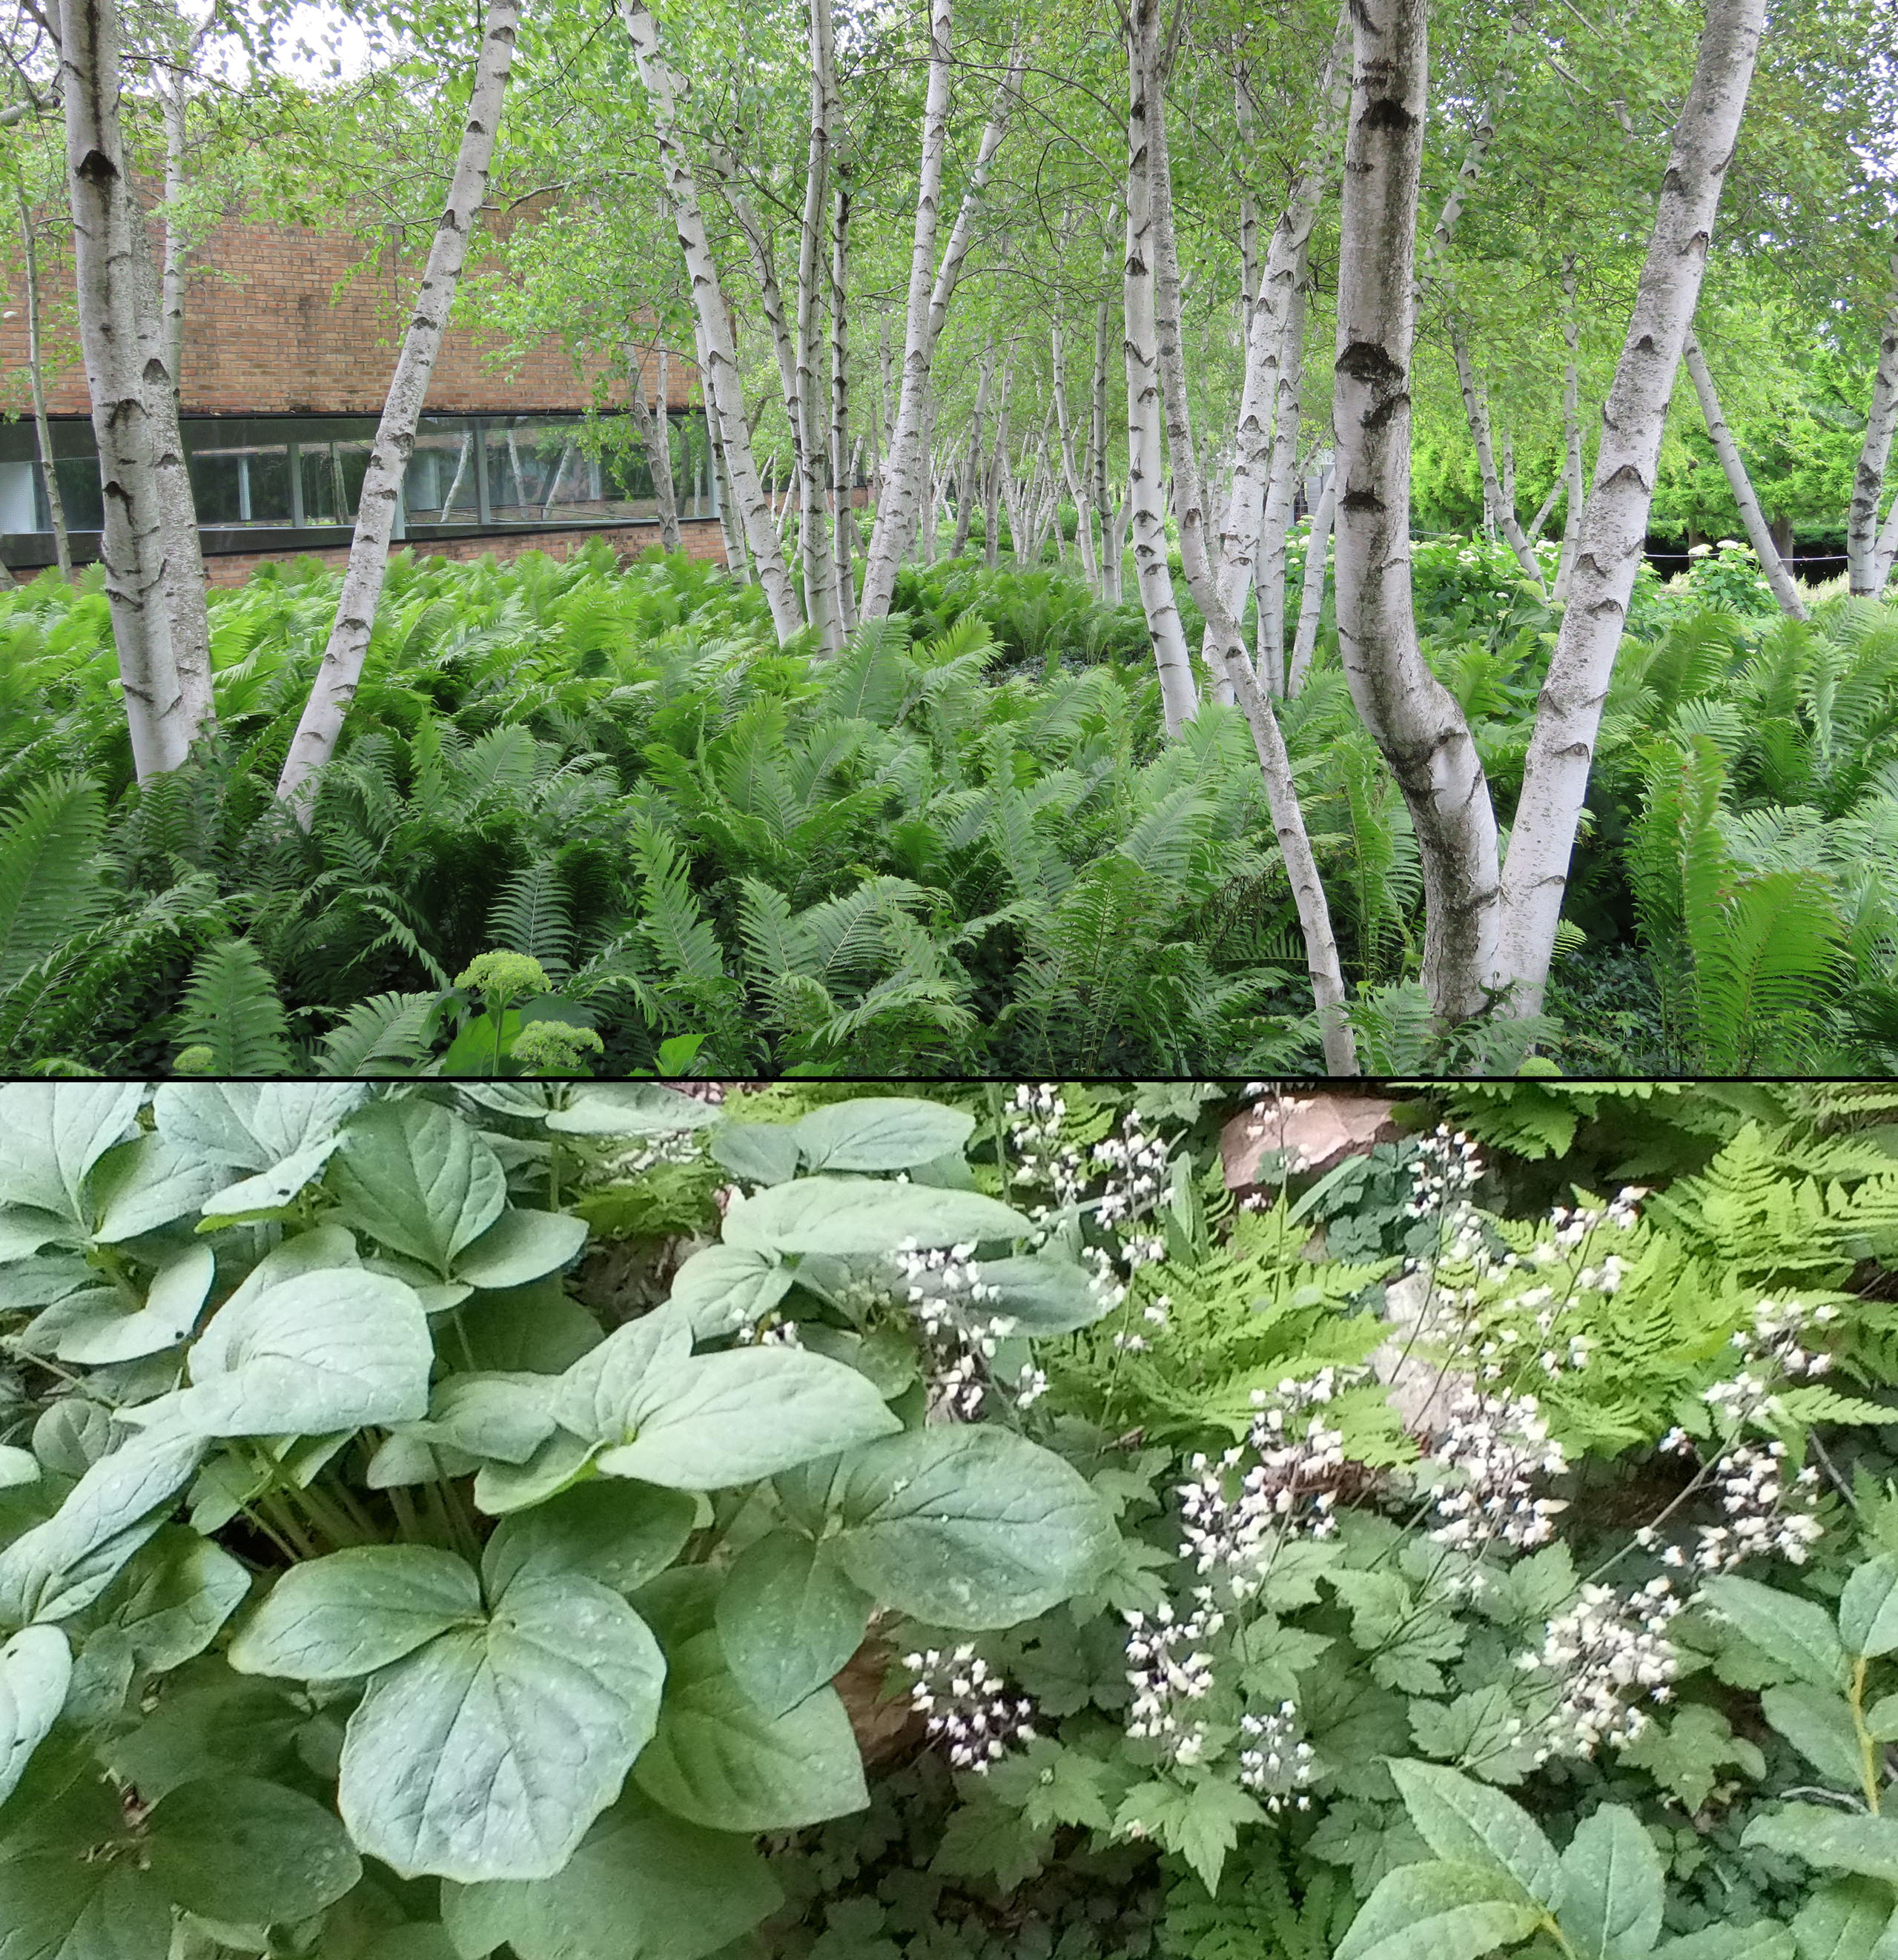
[
  {"x1": 0, "y1": 1084, "x2": 142, "y2": 1227},
  {"x1": 0, "y1": 1626, "x2": 70, "y2": 1807},
  {"x1": 824, "y1": 1426, "x2": 1117, "y2": 1627},
  {"x1": 231, "y1": 1546, "x2": 485, "y2": 1681},
  {"x1": 144, "y1": 1775, "x2": 363, "y2": 1925},
  {"x1": 156, "y1": 1268, "x2": 433, "y2": 1439},
  {"x1": 481, "y1": 1483, "x2": 697, "y2": 1600},
  {"x1": 790, "y1": 1099, "x2": 976, "y2": 1173},
  {"x1": 48, "y1": 1245, "x2": 214, "y2": 1367},
  {"x1": 330, "y1": 1102, "x2": 508, "y2": 1277},
  {"x1": 111, "y1": 1528, "x2": 250, "y2": 1671},
  {"x1": 339, "y1": 1574, "x2": 667, "y2": 1881},
  {"x1": 667, "y1": 1245, "x2": 793, "y2": 1339},
  {"x1": 88, "y1": 1136, "x2": 228, "y2": 1245},
  {"x1": 545, "y1": 1086, "x2": 721, "y2": 1136},
  {"x1": 714, "y1": 1530, "x2": 870, "y2": 1718},
  {"x1": 722, "y1": 1178, "x2": 1031, "y2": 1257},
  {"x1": 633, "y1": 1629, "x2": 866, "y2": 1831},
  {"x1": 554, "y1": 1310, "x2": 694, "y2": 1443},
  {"x1": 453, "y1": 1211, "x2": 589, "y2": 1291},
  {"x1": 440, "y1": 1794, "x2": 781, "y2": 1960},
  {"x1": 594, "y1": 1348, "x2": 901, "y2": 1489},
  {"x1": 0, "y1": 1856, "x2": 171, "y2": 1960},
  {"x1": 153, "y1": 1084, "x2": 368, "y2": 1170}
]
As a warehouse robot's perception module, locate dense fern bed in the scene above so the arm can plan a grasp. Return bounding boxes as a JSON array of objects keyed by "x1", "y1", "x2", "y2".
[{"x1": 0, "y1": 539, "x2": 1893, "y2": 1075}]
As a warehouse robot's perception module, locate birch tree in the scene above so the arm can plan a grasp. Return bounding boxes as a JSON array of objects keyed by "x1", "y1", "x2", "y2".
[
  {"x1": 275, "y1": 0, "x2": 519, "y2": 817},
  {"x1": 626, "y1": 343, "x2": 682, "y2": 553},
  {"x1": 15, "y1": 188, "x2": 71, "y2": 581},
  {"x1": 1848, "y1": 245, "x2": 1898, "y2": 597},
  {"x1": 1495, "y1": 0, "x2": 1769, "y2": 1016}
]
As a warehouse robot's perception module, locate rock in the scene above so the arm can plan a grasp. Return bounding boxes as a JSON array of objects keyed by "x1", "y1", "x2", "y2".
[
  {"x1": 1220, "y1": 1090, "x2": 1401, "y2": 1190},
  {"x1": 833, "y1": 1634, "x2": 924, "y2": 1769}
]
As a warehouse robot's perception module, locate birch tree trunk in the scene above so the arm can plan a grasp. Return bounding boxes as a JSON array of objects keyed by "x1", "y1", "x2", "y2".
[
  {"x1": 157, "y1": 62, "x2": 188, "y2": 411},
  {"x1": 621, "y1": 0, "x2": 801, "y2": 640},
  {"x1": 1051, "y1": 313, "x2": 1099, "y2": 587},
  {"x1": 983, "y1": 351, "x2": 1014, "y2": 567},
  {"x1": 1332, "y1": 0, "x2": 1504, "y2": 1023},
  {"x1": 1876, "y1": 493, "x2": 1898, "y2": 595},
  {"x1": 1682, "y1": 334, "x2": 1806, "y2": 620},
  {"x1": 1091, "y1": 296, "x2": 1120, "y2": 600},
  {"x1": 1848, "y1": 245, "x2": 1898, "y2": 597},
  {"x1": 1254, "y1": 279, "x2": 1308, "y2": 693},
  {"x1": 1496, "y1": 0, "x2": 1768, "y2": 1015},
  {"x1": 16, "y1": 193, "x2": 71, "y2": 582},
  {"x1": 275, "y1": 0, "x2": 519, "y2": 816},
  {"x1": 696, "y1": 315, "x2": 751, "y2": 580},
  {"x1": 627, "y1": 345, "x2": 683, "y2": 552},
  {"x1": 1124, "y1": 0, "x2": 1197, "y2": 735},
  {"x1": 1450, "y1": 319, "x2": 1546, "y2": 586},
  {"x1": 1287, "y1": 463, "x2": 1335, "y2": 694},
  {"x1": 831, "y1": 185, "x2": 858, "y2": 631},
  {"x1": 1553, "y1": 255, "x2": 1585, "y2": 599},
  {"x1": 795, "y1": 0, "x2": 841, "y2": 649},
  {"x1": 59, "y1": 0, "x2": 211, "y2": 780}
]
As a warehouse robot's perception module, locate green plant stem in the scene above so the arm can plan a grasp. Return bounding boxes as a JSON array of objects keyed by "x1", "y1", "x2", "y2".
[
  {"x1": 1851, "y1": 1655, "x2": 1882, "y2": 1814},
  {"x1": 431, "y1": 1460, "x2": 483, "y2": 1565},
  {"x1": 387, "y1": 1482, "x2": 422, "y2": 1542}
]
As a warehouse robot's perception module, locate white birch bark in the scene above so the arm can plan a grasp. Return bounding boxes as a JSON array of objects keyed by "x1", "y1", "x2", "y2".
[
  {"x1": 627, "y1": 344, "x2": 683, "y2": 551},
  {"x1": 621, "y1": 0, "x2": 801, "y2": 640},
  {"x1": 1332, "y1": 0, "x2": 1504, "y2": 1023},
  {"x1": 1051, "y1": 313, "x2": 1099, "y2": 587},
  {"x1": 1496, "y1": 0, "x2": 1768, "y2": 1015},
  {"x1": 831, "y1": 184, "x2": 858, "y2": 630},
  {"x1": 1682, "y1": 334, "x2": 1806, "y2": 620},
  {"x1": 1848, "y1": 245, "x2": 1898, "y2": 597},
  {"x1": 794, "y1": 0, "x2": 841, "y2": 648},
  {"x1": 1124, "y1": 0, "x2": 1197, "y2": 734},
  {"x1": 276, "y1": 0, "x2": 519, "y2": 815},
  {"x1": 1553, "y1": 255, "x2": 1585, "y2": 598},
  {"x1": 1092, "y1": 296, "x2": 1120, "y2": 600},
  {"x1": 1875, "y1": 491, "x2": 1898, "y2": 594},
  {"x1": 1254, "y1": 279, "x2": 1308, "y2": 694},
  {"x1": 695, "y1": 314, "x2": 751, "y2": 580},
  {"x1": 58, "y1": 0, "x2": 209, "y2": 779},
  {"x1": 1288, "y1": 463, "x2": 1335, "y2": 694},
  {"x1": 1450, "y1": 320, "x2": 1546, "y2": 587},
  {"x1": 16, "y1": 192, "x2": 71, "y2": 581}
]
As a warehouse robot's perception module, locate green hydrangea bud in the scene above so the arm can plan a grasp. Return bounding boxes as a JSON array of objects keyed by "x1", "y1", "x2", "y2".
[
  {"x1": 453, "y1": 951, "x2": 550, "y2": 1001},
  {"x1": 510, "y1": 1020, "x2": 605, "y2": 1077}
]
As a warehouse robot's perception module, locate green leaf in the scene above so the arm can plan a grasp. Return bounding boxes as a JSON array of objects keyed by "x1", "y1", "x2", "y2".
[
  {"x1": 1111, "y1": 1778, "x2": 1263, "y2": 1897},
  {"x1": 230, "y1": 1546, "x2": 484, "y2": 1680},
  {"x1": 1840, "y1": 1557, "x2": 1898, "y2": 1660},
  {"x1": 154, "y1": 1267, "x2": 433, "y2": 1439},
  {"x1": 0, "y1": 1627, "x2": 69, "y2": 1807},
  {"x1": 1409, "y1": 1686, "x2": 1541, "y2": 1785},
  {"x1": 633, "y1": 1628, "x2": 867, "y2": 1831},
  {"x1": 790, "y1": 1099, "x2": 975, "y2": 1173},
  {"x1": 0, "y1": 1857, "x2": 171, "y2": 1960},
  {"x1": 340, "y1": 1573, "x2": 667, "y2": 1881},
  {"x1": 715, "y1": 1529, "x2": 871, "y2": 1718},
  {"x1": 0, "y1": 1433, "x2": 206, "y2": 1625},
  {"x1": 554, "y1": 1309, "x2": 694, "y2": 1443},
  {"x1": 330, "y1": 1101, "x2": 508, "y2": 1277},
  {"x1": 930, "y1": 1794, "x2": 1054, "y2": 1890},
  {"x1": 153, "y1": 1084, "x2": 368, "y2": 1170},
  {"x1": 825, "y1": 1426, "x2": 1118, "y2": 1628},
  {"x1": 439, "y1": 1794, "x2": 781, "y2": 1960},
  {"x1": 595, "y1": 1348, "x2": 902, "y2": 1489},
  {"x1": 1388, "y1": 1761, "x2": 1563, "y2": 1910},
  {"x1": 88, "y1": 1136, "x2": 228, "y2": 1244},
  {"x1": 111, "y1": 1528, "x2": 249, "y2": 1669},
  {"x1": 667, "y1": 1245, "x2": 793, "y2": 1339},
  {"x1": 722, "y1": 1176, "x2": 1031, "y2": 1257},
  {"x1": 1335, "y1": 1860, "x2": 1546, "y2": 1960},
  {"x1": 404, "y1": 1374, "x2": 559, "y2": 1466},
  {"x1": 480, "y1": 1483, "x2": 697, "y2": 1599},
  {"x1": 709, "y1": 1124, "x2": 805, "y2": 1187},
  {"x1": 1788, "y1": 1878, "x2": 1897, "y2": 1960},
  {"x1": 1761, "y1": 1683, "x2": 1865, "y2": 1789},
  {"x1": 50, "y1": 1243, "x2": 214, "y2": 1366},
  {"x1": 965, "y1": 1254, "x2": 1110, "y2": 1334},
  {"x1": 1742, "y1": 1807, "x2": 1898, "y2": 1884},
  {"x1": 1650, "y1": 1926, "x2": 1794, "y2": 1960},
  {"x1": 144, "y1": 1775, "x2": 363, "y2": 1925},
  {"x1": 453, "y1": 1210, "x2": 589, "y2": 1290},
  {"x1": 1558, "y1": 1804, "x2": 1665, "y2": 1960},
  {"x1": 197, "y1": 1139, "x2": 345, "y2": 1222},
  {"x1": 545, "y1": 1085, "x2": 720, "y2": 1136},
  {"x1": 474, "y1": 1429, "x2": 601, "y2": 1517},
  {"x1": 1621, "y1": 1703, "x2": 1765, "y2": 1811},
  {"x1": 0, "y1": 1083, "x2": 142, "y2": 1228},
  {"x1": 1702, "y1": 1577, "x2": 1848, "y2": 1689}
]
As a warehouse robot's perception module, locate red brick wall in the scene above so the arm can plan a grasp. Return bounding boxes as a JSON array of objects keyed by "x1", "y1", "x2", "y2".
[
  {"x1": 1, "y1": 208, "x2": 698, "y2": 420},
  {"x1": 201, "y1": 517, "x2": 730, "y2": 586}
]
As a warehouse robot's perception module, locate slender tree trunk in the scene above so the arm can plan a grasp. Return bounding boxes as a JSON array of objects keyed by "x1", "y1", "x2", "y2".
[
  {"x1": 276, "y1": 0, "x2": 519, "y2": 815},
  {"x1": 1497, "y1": 0, "x2": 1768, "y2": 1015},
  {"x1": 1848, "y1": 244, "x2": 1898, "y2": 597},
  {"x1": 157, "y1": 64, "x2": 188, "y2": 411},
  {"x1": 627, "y1": 344, "x2": 683, "y2": 551},
  {"x1": 1124, "y1": 0, "x2": 1197, "y2": 733},
  {"x1": 1091, "y1": 295, "x2": 1119, "y2": 600},
  {"x1": 59, "y1": 0, "x2": 212, "y2": 780},
  {"x1": 831, "y1": 184, "x2": 857, "y2": 630},
  {"x1": 1450, "y1": 319, "x2": 1546, "y2": 586},
  {"x1": 16, "y1": 195, "x2": 71, "y2": 582},
  {"x1": 621, "y1": 0, "x2": 801, "y2": 640},
  {"x1": 695, "y1": 314, "x2": 750, "y2": 580},
  {"x1": 1553, "y1": 255, "x2": 1585, "y2": 599},
  {"x1": 1051, "y1": 312, "x2": 1099, "y2": 587},
  {"x1": 794, "y1": 0, "x2": 841, "y2": 649},
  {"x1": 1288, "y1": 463, "x2": 1335, "y2": 694},
  {"x1": 1254, "y1": 279, "x2": 1308, "y2": 693},
  {"x1": 1333, "y1": 0, "x2": 1503, "y2": 1023},
  {"x1": 1682, "y1": 334, "x2": 1805, "y2": 620},
  {"x1": 1211, "y1": 7, "x2": 1349, "y2": 650},
  {"x1": 1875, "y1": 492, "x2": 1898, "y2": 595},
  {"x1": 983, "y1": 351, "x2": 1014, "y2": 567},
  {"x1": 1235, "y1": 64, "x2": 1258, "y2": 340},
  {"x1": 1136, "y1": 0, "x2": 1354, "y2": 1069}
]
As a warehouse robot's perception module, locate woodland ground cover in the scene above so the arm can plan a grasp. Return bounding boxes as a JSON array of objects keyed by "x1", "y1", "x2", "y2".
[
  {"x1": 2, "y1": 539, "x2": 1895, "y2": 1079},
  {"x1": 12, "y1": 1078, "x2": 1898, "y2": 1960}
]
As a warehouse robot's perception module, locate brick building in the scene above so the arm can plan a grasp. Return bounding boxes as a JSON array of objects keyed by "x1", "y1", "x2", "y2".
[{"x1": 0, "y1": 208, "x2": 730, "y2": 577}]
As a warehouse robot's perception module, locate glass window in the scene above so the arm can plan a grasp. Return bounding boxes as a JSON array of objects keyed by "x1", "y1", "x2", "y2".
[
  {"x1": 298, "y1": 441, "x2": 371, "y2": 526},
  {"x1": 188, "y1": 447, "x2": 293, "y2": 526}
]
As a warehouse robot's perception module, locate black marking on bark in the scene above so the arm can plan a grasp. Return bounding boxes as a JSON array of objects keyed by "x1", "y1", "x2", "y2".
[
  {"x1": 1340, "y1": 488, "x2": 1383, "y2": 513},
  {"x1": 1336, "y1": 340, "x2": 1403, "y2": 385},
  {"x1": 76, "y1": 148, "x2": 116, "y2": 185},
  {"x1": 1361, "y1": 96, "x2": 1417, "y2": 133}
]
